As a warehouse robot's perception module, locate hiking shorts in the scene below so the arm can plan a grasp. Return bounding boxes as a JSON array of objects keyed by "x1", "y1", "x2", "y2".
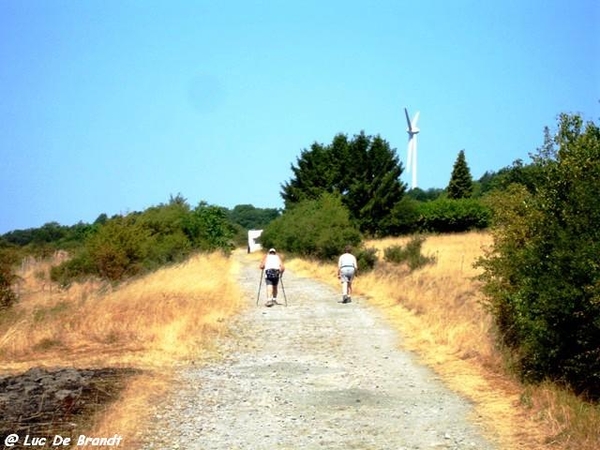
[
  {"x1": 265, "y1": 269, "x2": 280, "y2": 286},
  {"x1": 265, "y1": 276, "x2": 279, "y2": 286},
  {"x1": 339, "y1": 266, "x2": 355, "y2": 283}
]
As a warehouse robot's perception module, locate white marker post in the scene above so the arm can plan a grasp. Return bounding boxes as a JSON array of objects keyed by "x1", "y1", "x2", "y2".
[{"x1": 247, "y1": 229, "x2": 263, "y2": 253}]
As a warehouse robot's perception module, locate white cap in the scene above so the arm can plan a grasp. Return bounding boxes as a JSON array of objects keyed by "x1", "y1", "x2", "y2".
[{"x1": 268, "y1": 248, "x2": 276, "y2": 253}]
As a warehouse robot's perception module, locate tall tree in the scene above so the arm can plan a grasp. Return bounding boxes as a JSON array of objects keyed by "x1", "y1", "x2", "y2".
[
  {"x1": 281, "y1": 131, "x2": 406, "y2": 235},
  {"x1": 447, "y1": 149, "x2": 473, "y2": 199}
]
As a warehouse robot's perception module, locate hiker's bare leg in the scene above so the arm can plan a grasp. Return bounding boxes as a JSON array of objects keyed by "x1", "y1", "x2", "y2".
[{"x1": 342, "y1": 280, "x2": 348, "y2": 296}]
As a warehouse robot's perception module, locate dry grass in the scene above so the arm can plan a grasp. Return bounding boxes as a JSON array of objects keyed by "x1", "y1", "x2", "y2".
[
  {"x1": 364, "y1": 232, "x2": 497, "y2": 366},
  {"x1": 286, "y1": 231, "x2": 599, "y2": 450},
  {"x1": 521, "y1": 382, "x2": 600, "y2": 449},
  {"x1": 0, "y1": 251, "x2": 244, "y2": 445},
  {"x1": 2, "y1": 252, "x2": 242, "y2": 369}
]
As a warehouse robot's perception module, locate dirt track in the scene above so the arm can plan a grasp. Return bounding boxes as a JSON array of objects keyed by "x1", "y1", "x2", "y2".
[{"x1": 139, "y1": 252, "x2": 497, "y2": 449}]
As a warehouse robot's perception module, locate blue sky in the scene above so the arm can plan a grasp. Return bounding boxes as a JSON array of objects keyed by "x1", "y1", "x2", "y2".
[{"x1": 1, "y1": 0, "x2": 598, "y2": 233}]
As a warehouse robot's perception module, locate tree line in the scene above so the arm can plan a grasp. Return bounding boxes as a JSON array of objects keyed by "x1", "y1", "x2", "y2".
[{"x1": 0, "y1": 198, "x2": 279, "y2": 289}]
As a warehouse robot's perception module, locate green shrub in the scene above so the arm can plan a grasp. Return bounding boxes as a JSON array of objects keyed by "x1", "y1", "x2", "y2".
[
  {"x1": 261, "y1": 193, "x2": 362, "y2": 261},
  {"x1": 0, "y1": 249, "x2": 19, "y2": 309},
  {"x1": 417, "y1": 198, "x2": 491, "y2": 233},
  {"x1": 50, "y1": 250, "x2": 95, "y2": 287},
  {"x1": 477, "y1": 114, "x2": 600, "y2": 399},
  {"x1": 386, "y1": 197, "x2": 420, "y2": 235},
  {"x1": 183, "y1": 202, "x2": 236, "y2": 253},
  {"x1": 383, "y1": 245, "x2": 405, "y2": 264},
  {"x1": 51, "y1": 198, "x2": 237, "y2": 285},
  {"x1": 144, "y1": 231, "x2": 191, "y2": 269},
  {"x1": 356, "y1": 247, "x2": 378, "y2": 273},
  {"x1": 383, "y1": 236, "x2": 436, "y2": 271},
  {"x1": 86, "y1": 217, "x2": 150, "y2": 280},
  {"x1": 227, "y1": 204, "x2": 280, "y2": 230}
]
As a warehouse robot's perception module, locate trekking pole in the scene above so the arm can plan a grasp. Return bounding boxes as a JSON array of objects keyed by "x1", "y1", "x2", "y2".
[
  {"x1": 280, "y1": 274, "x2": 288, "y2": 306},
  {"x1": 256, "y1": 269, "x2": 264, "y2": 306}
]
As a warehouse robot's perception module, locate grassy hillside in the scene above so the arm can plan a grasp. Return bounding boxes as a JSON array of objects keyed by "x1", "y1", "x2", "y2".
[{"x1": 0, "y1": 251, "x2": 244, "y2": 444}]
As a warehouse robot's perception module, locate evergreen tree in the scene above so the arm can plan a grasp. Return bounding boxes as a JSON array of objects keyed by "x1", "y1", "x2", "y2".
[
  {"x1": 447, "y1": 149, "x2": 473, "y2": 199},
  {"x1": 281, "y1": 141, "x2": 337, "y2": 205},
  {"x1": 281, "y1": 131, "x2": 406, "y2": 235}
]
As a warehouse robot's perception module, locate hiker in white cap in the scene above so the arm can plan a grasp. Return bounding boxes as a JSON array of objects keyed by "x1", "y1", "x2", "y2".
[{"x1": 259, "y1": 248, "x2": 285, "y2": 307}]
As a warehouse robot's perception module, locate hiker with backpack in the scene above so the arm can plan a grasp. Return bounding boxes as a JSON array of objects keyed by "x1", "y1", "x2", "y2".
[
  {"x1": 259, "y1": 248, "x2": 285, "y2": 307},
  {"x1": 337, "y1": 245, "x2": 357, "y2": 303}
]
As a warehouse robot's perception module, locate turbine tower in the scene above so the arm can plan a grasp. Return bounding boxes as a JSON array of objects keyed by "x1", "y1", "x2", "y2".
[{"x1": 404, "y1": 107, "x2": 420, "y2": 190}]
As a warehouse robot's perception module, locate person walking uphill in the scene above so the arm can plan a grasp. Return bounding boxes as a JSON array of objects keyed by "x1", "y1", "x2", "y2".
[
  {"x1": 259, "y1": 248, "x2": 285, "y2": 307},
  {"x1": 338, "y1": 245, "x2": 358, "y2": 303}
]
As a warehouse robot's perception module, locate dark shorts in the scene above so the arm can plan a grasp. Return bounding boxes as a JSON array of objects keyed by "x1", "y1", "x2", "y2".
[
  {"x1": 265, "y1": 268, "x2": 280, "y2": 286},
  {"x1": 265, "y1": 277, "x2": 279, "y2": 286}
]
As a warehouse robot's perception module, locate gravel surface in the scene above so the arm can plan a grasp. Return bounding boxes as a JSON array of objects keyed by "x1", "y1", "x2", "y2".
[{"x1": 139, "y1": 253, "x2": 497, "y2": 450}]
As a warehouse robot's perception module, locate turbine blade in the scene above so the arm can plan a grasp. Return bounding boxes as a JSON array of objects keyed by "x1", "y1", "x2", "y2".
[
  {"x1": 404, "y1": 108, "x2": 412, "y2": 129},
  {"x1": 413, "y1": 135, "x2": 418, "y2": 188},
  {"x1": 412, "y1": 111, "x2": 420, "y2": 128}
]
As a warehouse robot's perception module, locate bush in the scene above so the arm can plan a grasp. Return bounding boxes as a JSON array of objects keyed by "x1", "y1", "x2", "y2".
[
  {"x1": 144, "y1": 231, "x2": 191, "y2": 269},
  {"x1": 0, "y1": 249, "x2": 19, "y2": 309},
  {"x1": 385, "y1": 197, "x2": 420, "y2": 235},
  {"x1": 477, "y1": 114, "x2": 600, "y2": 399},
  {"x1": 51, "y1": 199, "x2": 237, "y2": 285},
  {"x1": 355, "y1": 247, "x2": 378, "y2": 273},
  {"x1": 383, "y1": 236, "x2": 436, "y2": 271},
  {"x1": 86, "y1": 217, "x2": 150, "y2": 280},
  {"x1": 182, "y1": 202, "x2": 236, "y2": 254},
  {"x1": 417, "y1": 198, "x2": 491, "y2": 233},
  {"x1": 50, "y1": 250, "x2": 95, "y2": 287},
  {"x1": 261, "y1": 193, "x2": 362, "y2": 261}
]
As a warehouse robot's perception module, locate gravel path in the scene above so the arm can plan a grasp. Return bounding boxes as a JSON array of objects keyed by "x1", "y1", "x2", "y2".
[{"x1": 140, "y1": 253, "x2": 497, "y2": 450}]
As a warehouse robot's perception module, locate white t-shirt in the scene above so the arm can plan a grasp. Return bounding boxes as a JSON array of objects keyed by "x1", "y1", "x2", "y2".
[
  {"x1": 264, "y1": 254, "x2": 283, "y2": 270},
  {"x1": 338, "y1": 253, "x2": 357, "y2": 269}
]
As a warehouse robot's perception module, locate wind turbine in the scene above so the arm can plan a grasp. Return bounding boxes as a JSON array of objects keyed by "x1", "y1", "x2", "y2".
[{"x1": 404, "y1": 108, "x2": 420, "y2": 190}]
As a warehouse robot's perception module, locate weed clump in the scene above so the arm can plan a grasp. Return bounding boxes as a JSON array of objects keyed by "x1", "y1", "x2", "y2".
[{"x1": 383, "y1": 236, "x2": 436, "y2": 271}]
